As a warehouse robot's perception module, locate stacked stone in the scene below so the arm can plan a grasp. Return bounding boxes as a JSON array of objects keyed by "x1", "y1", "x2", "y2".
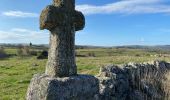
[{"x1": 98, "y1": 61, "x2": 170, "y2": 100}]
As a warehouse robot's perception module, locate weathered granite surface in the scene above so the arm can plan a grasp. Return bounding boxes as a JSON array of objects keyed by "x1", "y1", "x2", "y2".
[
  {"x1": 27, "y1": 74, "x2": 99, "y2": 100},
  {"x1": 40, "y1": 5, "x2": 85, "y2": 31},
  {"x1": 98, "y1": 61, "x2": 170, "y2": 100},
  {"x1": 40, "y1": 0, "x2": 85, "y2": 77},
  {"x1": 97, "y1": 65, "x2": 129, "y2": 100}
]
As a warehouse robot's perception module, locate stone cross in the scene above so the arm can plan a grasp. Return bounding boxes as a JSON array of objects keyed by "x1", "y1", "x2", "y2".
[{"x1": 40, "y1": 0, "x2": 85, "y2": 77}]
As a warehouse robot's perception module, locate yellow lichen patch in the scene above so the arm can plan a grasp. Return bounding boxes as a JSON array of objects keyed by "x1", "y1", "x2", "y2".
[{"x1": 53, "y1": 0, "x2": 62, "y2": 7}]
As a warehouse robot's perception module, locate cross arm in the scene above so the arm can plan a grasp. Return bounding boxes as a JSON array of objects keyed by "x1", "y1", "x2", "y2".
[
  {"x1": 73, "y1": 11, "x2": 85, "y2": 31},
  {"x1": 40, "y1": 5, "x2": 85, "y2": 31},
  {"x1": 40, "y1": 5, "x2": 65, "y2": 30}
]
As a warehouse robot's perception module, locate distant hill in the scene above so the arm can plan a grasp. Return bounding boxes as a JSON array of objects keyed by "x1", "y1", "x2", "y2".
[
  {"x1": 76, "y1": 45, "x2": 170, "y2": 51},
  {"x1": 1, "y1": 43, "x2": 170, "y2": 51},
  {"x1": 75, "y1": 45, "x2": 111, "y2": 49},
  {"x1": 114, "y1": 45, "x2": 170, "y2": 51}
]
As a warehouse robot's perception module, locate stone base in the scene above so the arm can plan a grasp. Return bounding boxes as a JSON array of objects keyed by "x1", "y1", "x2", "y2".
[{"x1": 26, "y1": 74, "x2": 99, "y2": 100}]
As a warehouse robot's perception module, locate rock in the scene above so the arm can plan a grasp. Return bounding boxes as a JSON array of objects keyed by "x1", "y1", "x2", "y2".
[
  {"x1": 27, "y1": 74, "x2": 99, "y2": 100},
  {"x1": 97, "y1": 65, "x2": 129, "y2": 100},
  {"x1": 98, "y1": 61, "x2": 170, "y2": 100},
  {"x1": 37, "y1": 50, "x2": 48, "y2": 59},
  {"x1": 128, "y1": 90, "x2": 146, "y2": 100},
  {"x1": 0, "y1": 53, "x2": 8, "y2": 59},
  {"x1": 32, "y1": 63, "x2": 39, "y2": 67}
]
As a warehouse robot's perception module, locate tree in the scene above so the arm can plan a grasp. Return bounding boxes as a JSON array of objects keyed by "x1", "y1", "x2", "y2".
[{"x1": 30, "y1": 42, "x2": 32, "y2": 47}]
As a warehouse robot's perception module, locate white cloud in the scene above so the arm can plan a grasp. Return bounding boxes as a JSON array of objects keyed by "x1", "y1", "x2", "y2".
[
  {"x1": 0, "y1": 28, "x2": 49, "y2": 43},
  {"x1": 11, "y1": 28, "x2": 31, "y2": 33},
  {"x1": 2, "y1": 0, "x2": 170, "y2": 17},
  {"x1": 2, "y1": 11, "x2": 38, "y2": 18},
  {"x1": 76, "y1": 0, "x2": 170, "y2": 15}
]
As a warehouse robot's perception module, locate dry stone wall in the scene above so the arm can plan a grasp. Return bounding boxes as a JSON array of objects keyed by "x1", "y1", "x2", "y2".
[{"x1": 98, "y1": 61, "x2": 170, "y2": 100}]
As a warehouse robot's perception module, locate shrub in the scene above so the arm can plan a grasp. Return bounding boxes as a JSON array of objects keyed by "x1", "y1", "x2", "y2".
[
  {"x1": 37, "y1": 50, "x2": 48, "y2": 59},
  {"x1": 0, "y1": 46, "x2": 8, "y2": 59},
  {"x1": 108, "y1": 51, "x2": 113, "y2": 56},
  {"x1": 17, "y1": 46, "x2": 30, "y2": 57},
  {"x1": 17, "y1": 46, "x2": 22, "y2": 56},
  {"x1": 22, "y1": 46, "x2": 30, "y2": 56},
  {"x1": 0, "y1": 46, "x2": 5, "y2": 53},
  {"x1": 87, "y1": 52, "x2": 96, "y2": 57},
  {"x1": 135, "y1": 54, "x2": 141, "y2": 57},
  {"x1": 29, "y1": 51, "x2": 38, "y2": 56}
]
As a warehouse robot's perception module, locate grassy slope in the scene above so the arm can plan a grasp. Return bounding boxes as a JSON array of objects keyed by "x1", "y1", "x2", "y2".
[{"x1": 1, "y1": 48, "x2": 170, "y2": 99}]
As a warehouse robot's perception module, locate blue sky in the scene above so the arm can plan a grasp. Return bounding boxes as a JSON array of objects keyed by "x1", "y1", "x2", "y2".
[{"x1": 0, "y1": 0, "x2": 170, "y2": 46}]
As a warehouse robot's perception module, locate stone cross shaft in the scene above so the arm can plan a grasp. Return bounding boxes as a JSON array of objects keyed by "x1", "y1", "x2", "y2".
[{"x1": 40, "y1": 0, "x2": 85, "y2": 77}]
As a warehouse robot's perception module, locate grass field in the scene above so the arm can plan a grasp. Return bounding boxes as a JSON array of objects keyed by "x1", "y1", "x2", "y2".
[{"x1": 1, "y1": 48, "x2": 170, "y2": 99}]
